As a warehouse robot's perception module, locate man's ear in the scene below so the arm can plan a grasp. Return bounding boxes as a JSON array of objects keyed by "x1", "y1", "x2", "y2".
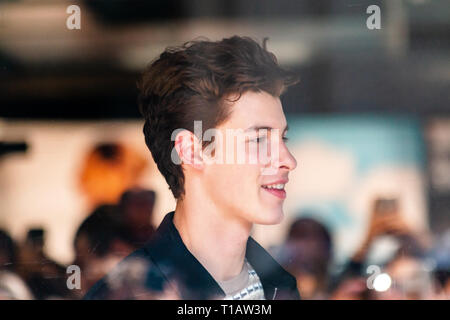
[{"x1": 174, "y1": 130, "x2": 204, "y2": 170}]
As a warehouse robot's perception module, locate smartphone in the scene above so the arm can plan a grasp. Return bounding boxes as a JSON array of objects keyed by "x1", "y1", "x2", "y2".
[{"x1": 374, "y1": 198, "x2": 398, "y2": 216}]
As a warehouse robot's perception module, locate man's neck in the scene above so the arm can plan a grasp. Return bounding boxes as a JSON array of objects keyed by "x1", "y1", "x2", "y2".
[{"x1": 173, "y1": 195, "x2": 252, "y2": 282}]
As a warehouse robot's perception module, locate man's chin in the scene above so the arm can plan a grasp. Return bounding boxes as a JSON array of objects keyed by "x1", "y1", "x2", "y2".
[{"x1": 254, "y1": 209, "x2": 284, "y2": 225}]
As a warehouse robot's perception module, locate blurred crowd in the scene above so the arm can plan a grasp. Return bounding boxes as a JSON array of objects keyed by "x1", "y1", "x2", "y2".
[
  {"x1": 0, "y1": 143, "x2": 449, "y2": 300},
  {"x1": 1, "y1": 192, "x2": 449, "y2": 300},
  {"x1": 0, "y1": 187, "x2": 156, "y2": 300},
  {"x1": 275, "y1": 198, "x2": 450, "y2": 300}
]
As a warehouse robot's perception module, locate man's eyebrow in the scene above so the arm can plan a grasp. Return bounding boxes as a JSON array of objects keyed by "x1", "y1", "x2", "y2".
[{"x1": 244, "y1": 124, "x2": 289, "y2": 133}]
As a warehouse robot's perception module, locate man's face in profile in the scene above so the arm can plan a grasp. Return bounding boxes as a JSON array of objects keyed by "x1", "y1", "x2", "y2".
[{"x1": 202, "y1": 90, "x2": 297, "y2": 225}]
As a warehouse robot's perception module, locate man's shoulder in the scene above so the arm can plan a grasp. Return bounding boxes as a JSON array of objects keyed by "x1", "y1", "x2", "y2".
[
  {"x1": 83, "y1": 246, "x2": 161, "y2": 300},
  {"x1": 83, "y1": 211, "x2": 182, "y2": 300},
  {"x1": 83, "y1": 247, "x2": 152, "y2": 300}
]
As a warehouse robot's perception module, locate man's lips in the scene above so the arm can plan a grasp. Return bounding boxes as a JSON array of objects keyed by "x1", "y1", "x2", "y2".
[
  {"x1": 262, "y1": 179, "x2": 288, "y2": 185},
  {"x1": 262, "y1": 187, "x2": 286, "y2": 199},
  {"x1": 261, "y1": 179, "x2": 288, "y2": 199}
]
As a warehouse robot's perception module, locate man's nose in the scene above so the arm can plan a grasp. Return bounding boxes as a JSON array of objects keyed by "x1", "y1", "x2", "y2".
[{"x1": 278, "y1": 143, "x2": 297, "y2": 171}]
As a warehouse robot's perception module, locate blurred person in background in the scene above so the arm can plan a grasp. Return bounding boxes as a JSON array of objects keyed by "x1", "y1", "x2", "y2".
[
  {"x1": 0, "y1": 271, "x2": 34, "y2": 300},
  {"x1": 330, "y1": 197, "x2": 428, "y2": 300},
  {"x1": 73, "y1": 205, "x2": 134, "y2": 298},
  {"x1": 118, "y1": 188, "x2": 156, "y2": 249},
  {"x1": 0, "y1": 230, "x2": 33, "y2": 299},
  {"x1": 16, "y1": 229, "x2": 69, "y2": 299},
  {"x1": 374, "y1": 240, "x2": 433, "y2": 300},
  {"x1": 0, "y1": 229, "x2": 17, "y2": 273},
  {"x1": 426, "y1": 230, "x2": 450, "y2": 299},
  {"x1": 278, "y1": 216, "x2": 333, "y2": 299}
]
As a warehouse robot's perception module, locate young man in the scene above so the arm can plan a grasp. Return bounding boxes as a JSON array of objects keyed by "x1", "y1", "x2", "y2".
[{"x1": 84, "y1": 36, "x2": 300, "y2": 300}]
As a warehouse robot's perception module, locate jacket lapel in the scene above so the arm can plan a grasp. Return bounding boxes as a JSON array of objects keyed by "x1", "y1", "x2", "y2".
[
  {"x1": 246, "y1": 237, "x2": 300, "y2": 300},
  {"x1": 143, "y1": 211, "x2": 299, "y2": 300},
  {"x1": 143, "y1": 211, "x2": 225, "y2": 299}
]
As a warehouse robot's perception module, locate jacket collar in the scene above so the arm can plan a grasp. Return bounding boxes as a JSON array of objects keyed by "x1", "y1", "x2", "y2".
[{"x1": 143, "y1": 211, "x2": 297, "y2": 300}]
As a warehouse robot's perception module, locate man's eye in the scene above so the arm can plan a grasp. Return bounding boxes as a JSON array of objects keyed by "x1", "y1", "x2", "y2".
[
  {"x1": 282, "y1": 136, "x2": 289, "y2": 142},
  {"x1": 250, "y1": 136, "x2": 265, "y2": 143}
]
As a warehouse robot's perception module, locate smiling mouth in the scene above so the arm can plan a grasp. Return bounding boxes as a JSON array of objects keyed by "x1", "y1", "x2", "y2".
[{"x1": 261, "y1": 183, "x2": 286, "y2": 199}]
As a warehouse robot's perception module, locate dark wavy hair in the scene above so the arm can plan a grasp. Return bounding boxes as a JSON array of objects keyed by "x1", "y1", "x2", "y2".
[{"x1": 138, "y1": 36, "x2": 298, "y2": 199}]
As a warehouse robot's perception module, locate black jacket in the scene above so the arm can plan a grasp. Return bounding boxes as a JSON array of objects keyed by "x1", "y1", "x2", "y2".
[{"x1": 84, "y1": 211, "x2": 300, "y2": 300}]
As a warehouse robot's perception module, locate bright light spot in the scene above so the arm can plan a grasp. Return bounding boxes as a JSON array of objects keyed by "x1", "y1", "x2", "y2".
[{"x1": 373, "y1": 273, "x2": 392, "y2": 292}]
